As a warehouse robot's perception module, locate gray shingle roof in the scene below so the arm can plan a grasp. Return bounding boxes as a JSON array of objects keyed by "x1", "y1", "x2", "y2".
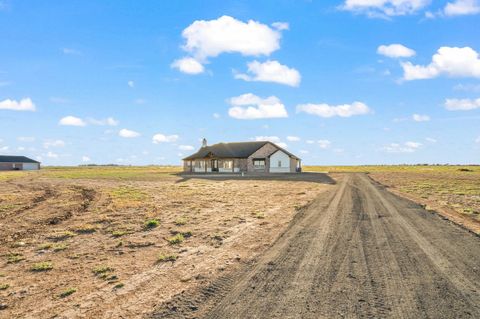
[
  {"x1": 182, "y1": 141, "x2": 299, "y2": 160},
  {"x1": 0, "y1": 155, "x2": 40, "y2": 163}
]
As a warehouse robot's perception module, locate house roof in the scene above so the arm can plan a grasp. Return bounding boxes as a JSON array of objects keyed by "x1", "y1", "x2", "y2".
[
  {"x1": 182, "y1": 141, "x2": 300, "y2": 160},
  {"x1": 0, "y1": 155, "x2": 40, "y2": 164}
]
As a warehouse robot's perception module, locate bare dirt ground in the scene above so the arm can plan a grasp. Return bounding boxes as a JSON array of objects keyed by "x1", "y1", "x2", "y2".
[
  {"x1": 0, "y1": 170, "x2": 331, "y2": 318},
  {"x1": 152, "y1": 173, "x2": 480, "y2": 318}
]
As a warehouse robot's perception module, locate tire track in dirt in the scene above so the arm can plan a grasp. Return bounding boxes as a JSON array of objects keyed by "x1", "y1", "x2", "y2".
[{"x1": 150, "y1": 173, "x2": 480, "y2": 318}]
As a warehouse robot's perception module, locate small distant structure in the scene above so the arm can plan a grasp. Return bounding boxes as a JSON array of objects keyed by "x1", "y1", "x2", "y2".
[
  {"x1": 0, "y1": 155, "x2": 41, "y2": 170},
  {"x1": 183, "y1": 139, "x2": 301, "y2": 173}
]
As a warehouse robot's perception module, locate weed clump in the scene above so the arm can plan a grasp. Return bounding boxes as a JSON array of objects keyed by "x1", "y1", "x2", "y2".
[
  {"x1": 112, "y1": 230, "x2": 128, "y2": 238},
  {"x1": 144, "y1": 219, "x2": 159, "y2": 229},
  {"x1": 0, "y1": 284, "x2": 9, "y2": 290},
  {"x1": 59, "y1": 287, "x2": 77, "y2": 298},
  {"x1": 75, "y1": 224, "x2": 96, "y2": 234},
  {"x1": 47, "y1": 231, "x2": 76, "y2": 241},
  {"x1": 92, "y1": 266, "x2": 114, "y2": 276},
  {"x1": 174, "y1": 217, "x2": 188, "y2": 226},
  {"x1": 157, "y1": 253, "x2": 177, "y2": 263},
  {"x1": 7, "y1": 253, "x2": 24, "y2": 264},
  {"x1": 31, "y1": 262, "x2": 53, "y2": 272},
  {"x1": 167, "y1": 234, "x2": 184, "y2": 245}
]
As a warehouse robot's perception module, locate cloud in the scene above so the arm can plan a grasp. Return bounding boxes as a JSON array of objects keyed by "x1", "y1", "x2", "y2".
[
  {"x1": 412, "y1": 114, "x2": 430, "y2": 122},
  {"x1": 43, "y1": 140, "x2": 65, "y2": 149},
  {"x1": 318, "y1": 140, "x2": 331, "y2": 149},
  {"x1": 254, "y1": 136, "x2": 281, "y2": 142},
  {"x1": 62, "y1": 48, "x2": 82, "y2": 55},
  {"x1": 180, "y1": 16, "x2": 282, "y2": 61},
  {"x1": 426, "y1": 137, "x2": 437, "y2": 143},
  {"x1": 340, "y1": 0, "x2": 430, "y2": 17},
  {"x1": 271, "y1": 22, "x2": 289, "y2": 30},
  {"x1": 127, "y1": 80, "x2": 135, "y2": 88},
  {"x1": 0, "y1": 98, "x2": 36, "y2": 111},
  {"x1": 444, "y1": 98, "x2": 480, "y2": 110},
  {"x1": 87, "y1": 117, "x2": 119, "y2": 126},
  {"x1": 171, "y1": 57, "x2": 205, "y2": 74},
  {"x1": 179, "y1": 145, "x2": 195, "y2": 151},
  {"x1": 82, "y1": 156, "x2": 91, "y2": 162},
  {"x1": 287, "y1": 136, "x2": 300, "y2": 142},
  {"x1": 17, "y1": 136, "x2": 35, "y2": 142},
  {"x1": 276, "y1": 142, "x2": 288, "y2": 148},
  {"x1": 0, "y1": 146, "x2": 9, "y2": 152},
  {"x1": 401, "y1": 47, "x2": 480, "y2": 81},
  {"x1": 119, "y1": 129, "x2": 141, "y2": 138},
  {"x1": 234, "y1": 60, "x2": 301, "y2": 87},
  {"x1": 59, "y1": 116, "x2": 86, "y2": 126},
  {"x1": 377, "y1": 44, "x2": 416, "y2": 58},
  {"x1": 296, "y1": 101, "x2": 371, "y2": 118},
  {"x1": 444, "y1": 0, "x2": 480, "y2": 16},
  {"x1": 383, "y1": 141, "x2": 422, "y2": 153},
  {"x1": 152, "y1": 134, "x2": 179, "y2": 143},
  {"x1": 228, "y1": 93, "x2": 288, "y2": 120},
  {"x1": 46, "y1": 151, "x2": 59, "y2": 158}
]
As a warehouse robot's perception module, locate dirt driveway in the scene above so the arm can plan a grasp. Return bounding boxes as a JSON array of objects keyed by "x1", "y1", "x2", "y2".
[{"x1": 153, "y1": 173, "x2": 480, "y2": 318}]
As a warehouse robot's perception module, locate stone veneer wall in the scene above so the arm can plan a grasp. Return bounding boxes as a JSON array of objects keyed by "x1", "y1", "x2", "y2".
[{"x1": 247, "y1": 143, "x2": 278, "y2": 172}]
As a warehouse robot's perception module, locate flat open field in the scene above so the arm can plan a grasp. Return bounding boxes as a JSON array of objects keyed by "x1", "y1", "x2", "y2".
[
  {"x1": 0, "y1": 167, "x2": 331, "y2": 318},
  {"x1": 306, "y1": 165, "x2": 480, "y2": 234}
]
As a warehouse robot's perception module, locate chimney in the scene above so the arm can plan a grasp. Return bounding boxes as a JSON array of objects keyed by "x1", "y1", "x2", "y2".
[{"x1": 202, "y1": 138, "x2": 207, "y2": 148}]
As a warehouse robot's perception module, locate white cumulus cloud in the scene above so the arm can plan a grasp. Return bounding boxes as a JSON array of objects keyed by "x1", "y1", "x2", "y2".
[
  {"x1": 119, "y1": 129, "x2": 140, "y2": 138},
  {"x1": 152, "y1": 134, "x2": 179, "y2": 143},
  {"x1": 0, "y1": 98, "x2": 36, "y2": 111},
  {"x1": 171, "y1": 57, "x2": 205, "y2": 74},
  {"x1": 235, "y1": 60, "x2": 301, "y2": 87},
  {"x1": 181, "y1": 15, "x2": 282, "y2": 60},
  {"x1": 254, "y1": 136, "x2": 281, "y2": 142},
  {"x1": 412, "y1": 114, "x2": 430, "y2": 121},
  {"x1": 377, "y1": 44, "x2": 416, "y2": 58},
  {"x1": 296, "y1": 101, "x2": 371, "y2": 118},
  {"x1": 401, "y1": 47, "x2": 480, "y2": 81},
  {"x1": 82, "y1": 156, "x2": 91, "y2": 162},
  {"x1": 287, "y1": 136, "x2": 300, "y2": 142},
  {"x1": 444, "y1": 0, "x2": 480, "y2": 16},
  {"x1": 228, "y1": 93, "x2": 288, "y2": 120},
  {"x1": 384, "y1": 141, "x2": 422, "y2": 153},
  {"x1": 59, "y1": 116, "x2": 86, "y2": 127},
  {"x1": 340, "y1": 0, "x2": 430, "y2": 17},
  {"x1": 444, "y1": 98, "x2": 480, "y2": 110}
]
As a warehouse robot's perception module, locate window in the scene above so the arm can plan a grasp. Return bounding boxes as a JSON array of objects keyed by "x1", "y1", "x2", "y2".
[
  {"x1": 278, "y1": 160, "x2": 282, "y2": 167},
  {"x1": 195, "y1": 160, "x2": 205, "y2": 168},
  {"x1": 223, "y1": 160, "x2": 233, "y2": 169},
  {"x1": 253, "y1": 159, "x2": 265, "y2": 168}
]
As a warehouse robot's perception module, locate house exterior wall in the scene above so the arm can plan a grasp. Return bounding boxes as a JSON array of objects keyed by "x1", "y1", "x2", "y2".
[
  {"x1": 22, "y1": 163, "x2": 39, "y2": 170},
  {"x1": 269, "y1": 151, "x2": 291, "y2": 173},
  {"x1": 247, "y1": 143, "x2": 278, "y2": 172},
  {"x1": 0, "y1": 162, "x2": 39, "y2": 171},
  {"x1": 290, "y1": 158, "x2": 299, "y2": 173}
]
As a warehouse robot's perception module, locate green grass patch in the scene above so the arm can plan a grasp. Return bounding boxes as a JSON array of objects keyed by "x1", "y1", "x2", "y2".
[
  {"x1": 174, "y1": 217, "x2": 188, "y2": 226},
  {"x1": 144, "y1": 219, "x2": 159, "y2": 229},
  {"x1": 74, "y1": 224, "x2": 96, "y2": 234},
  {"x1": 47, "y1": 231, "x2": 76, "y2": 241},
  {"x1": 0, "y1": 284, "x2": 9, "y2": 290},
  {"x1": 111, "y1": 230, "x2": 128, "y2": 237}
]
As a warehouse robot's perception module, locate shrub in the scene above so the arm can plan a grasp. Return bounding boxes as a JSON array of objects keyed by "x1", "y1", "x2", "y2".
[
  {"x1": 31, "y1": 262, "x2": 53, "y2": 272},
  {"x1": 7, "y1": 253, "x2": 24, "y2": 264},
  {"x1": 92, "y1": 266, "x2": 114, "y2": 275},
  {"x1": 174, "y1": 217, "x2": 188, "y2": 226},
  {"x1": 75, "y1": 224, "x2": 96, "y2": 234}
]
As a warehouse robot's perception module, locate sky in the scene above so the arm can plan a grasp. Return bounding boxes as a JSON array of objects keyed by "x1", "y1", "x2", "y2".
[{"x1": 0, "y1": 0, "x2": 479, "y2": 165}]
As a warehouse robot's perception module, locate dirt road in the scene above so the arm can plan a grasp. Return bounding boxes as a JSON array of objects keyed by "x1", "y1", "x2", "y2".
[{"x1": 152, "y1": 173, "x2": 480, "y2": 318}]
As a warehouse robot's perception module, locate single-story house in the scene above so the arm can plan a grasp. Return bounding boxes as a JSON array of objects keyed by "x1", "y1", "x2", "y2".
[
  {"x1": 183, "y1": 139, "x2": 301, "y2": 173},
  {"x1": 0, "y1": 155, "x2": 41, "y2": 170}
]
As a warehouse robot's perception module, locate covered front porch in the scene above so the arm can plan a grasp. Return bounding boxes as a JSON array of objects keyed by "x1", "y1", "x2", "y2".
[{"x1": 183, "y1": 158, "x2": 245, "y2": 173}]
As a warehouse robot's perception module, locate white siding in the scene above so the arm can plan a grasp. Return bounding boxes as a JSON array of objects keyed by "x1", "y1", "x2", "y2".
[
  {"x1": 219, "y1": 168, "x2": 240, "y2": 173},
  {"x1": 22, "y1": 163, "x2": 39, "y2": 170},
  {"x1": 269, "y1": 151, "x2": 290, "y2": 173}
]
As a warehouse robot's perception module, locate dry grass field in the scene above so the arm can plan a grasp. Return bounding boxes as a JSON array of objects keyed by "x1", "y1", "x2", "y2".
[
  {"x1": 305, "y1": 165, "x2": 480, "y2": 234},
  {"x1": 0, "y1": 166, "x2": 329, "y2": 318}
]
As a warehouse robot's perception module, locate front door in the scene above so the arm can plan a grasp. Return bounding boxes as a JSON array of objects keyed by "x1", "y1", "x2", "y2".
[{"x1": 211, "y1": 159, "x2": 219, "y2": 172}]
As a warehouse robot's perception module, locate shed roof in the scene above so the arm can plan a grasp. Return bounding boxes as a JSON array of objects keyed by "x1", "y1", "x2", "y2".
[
  {"x1": 182, "y1": 141, "x2": 299, "y2": 160},
  {"x1": 0, "y1": 155, "x2": 40, "y2": 163}
]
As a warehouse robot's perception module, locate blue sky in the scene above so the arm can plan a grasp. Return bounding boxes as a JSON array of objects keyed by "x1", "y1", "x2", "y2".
[{"x1": 0, "y1": 0, "x2": 479, "y2": 165}]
